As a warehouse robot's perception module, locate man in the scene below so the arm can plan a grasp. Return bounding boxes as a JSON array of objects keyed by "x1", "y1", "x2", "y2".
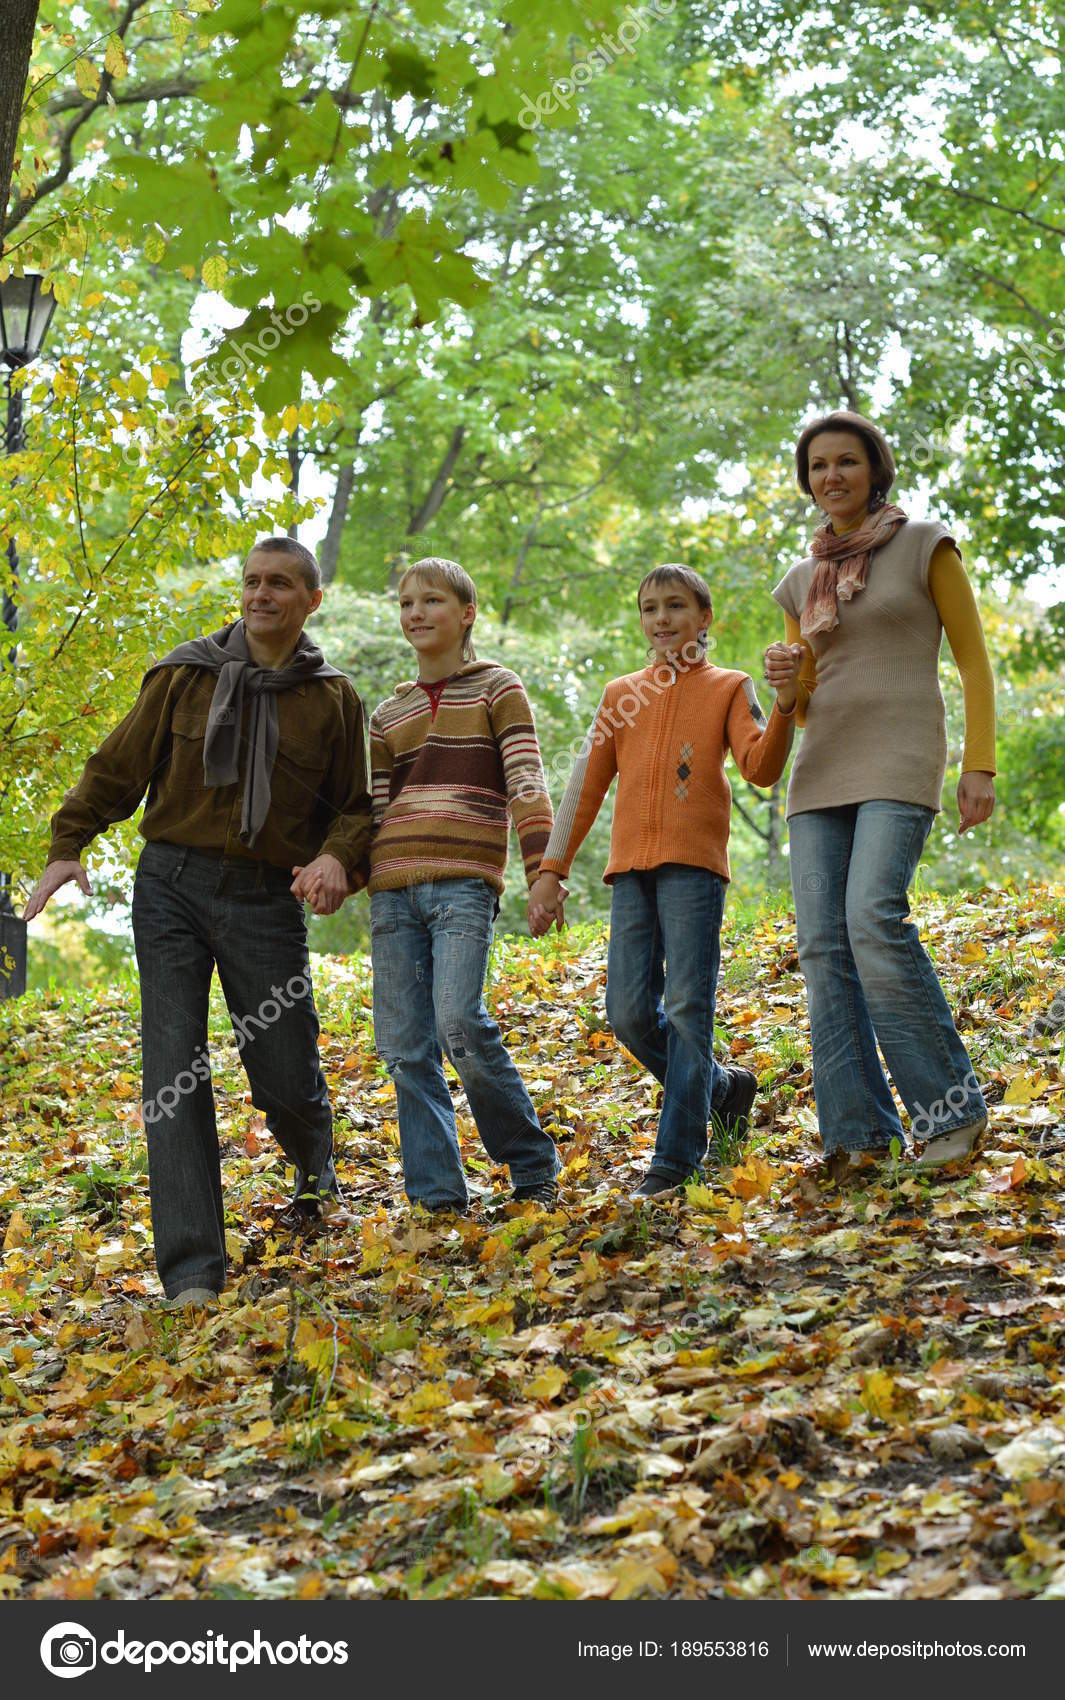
[{"x1": 24, "y1": 537, "x2": 371, "y2": 1308}]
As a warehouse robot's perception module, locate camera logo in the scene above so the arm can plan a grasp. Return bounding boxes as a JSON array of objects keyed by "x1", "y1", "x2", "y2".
[{"x1": 40, "y1": 1623, "x2": 97, "y2": 1679}]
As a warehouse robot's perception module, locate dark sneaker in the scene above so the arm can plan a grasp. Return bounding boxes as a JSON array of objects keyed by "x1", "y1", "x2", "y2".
[
  {"x1": 632, "y1": 1170, "x2": 688, "y2": 1200},
  {"x1": 511, "y1": 1181, "x2": 558, "y2": 1207},
  {"x1": 820, "y1": 1147, "x2": 887, "y2": 1184},
  {"x1": 710, "y1": 1065, "x2": 758, "y2": 1139},
  {"x1": 282, "y1": 1168, "x2": 343, "y2": 1229},
  {"x1": 423, "y1": 1199, "x2": 471, "y2": 1217}
]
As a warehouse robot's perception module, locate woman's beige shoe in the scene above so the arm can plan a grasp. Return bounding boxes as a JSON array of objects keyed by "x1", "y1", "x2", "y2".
[{"x1": 914, "y1": 1117, "x2": 987, "y2": 1169}]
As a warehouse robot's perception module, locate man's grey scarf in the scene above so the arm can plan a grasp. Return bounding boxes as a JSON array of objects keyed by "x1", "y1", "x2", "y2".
[{"x1": 147, "y1": 619, "x2": 344, "y2": 847}]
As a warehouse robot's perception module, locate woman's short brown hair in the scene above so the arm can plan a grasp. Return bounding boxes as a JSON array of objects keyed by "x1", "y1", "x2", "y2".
[{"x1": 794, "y1": 411, "x2": 897, "y2": 505}]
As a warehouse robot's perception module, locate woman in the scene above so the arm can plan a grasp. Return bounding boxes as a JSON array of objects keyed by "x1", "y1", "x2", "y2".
[{"x1": 764, "y1": 411, "x2": 995, "y2": 1174}]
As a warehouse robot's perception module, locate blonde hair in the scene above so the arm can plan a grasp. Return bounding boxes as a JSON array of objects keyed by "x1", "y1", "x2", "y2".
[{"x1": 399, "y1": 556, "x2": 478, "y2": 660}]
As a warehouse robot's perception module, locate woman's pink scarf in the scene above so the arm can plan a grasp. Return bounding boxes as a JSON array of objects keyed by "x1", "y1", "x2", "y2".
[{"x1": 800, "y1": 503, "x2": 907, "y2": 638}]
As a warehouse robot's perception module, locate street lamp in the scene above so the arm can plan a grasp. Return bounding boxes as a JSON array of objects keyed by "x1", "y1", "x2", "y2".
[{"x1": 0, "y1": 273, "x2": 57, "y2": 1000}]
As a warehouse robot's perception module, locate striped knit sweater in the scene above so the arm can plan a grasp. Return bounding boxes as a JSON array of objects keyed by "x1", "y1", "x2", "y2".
[
  {"x1": 368, "y1": 660, "x2": 553, "y2": 896},
  {"x1": 539, "y1": 660, "x2": 795, "y2": 885}
]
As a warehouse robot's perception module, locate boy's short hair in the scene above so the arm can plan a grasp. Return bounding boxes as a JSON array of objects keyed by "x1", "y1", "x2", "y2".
[
  {"x1": 637, "y1": 563, "x2": 713, "y2": 625},
  {"x1": 245, "y1": 535, "x2": 322, "y2": 592},
  {"x1": 399, "y1": 557, "x2": 478, "y2": 659}
]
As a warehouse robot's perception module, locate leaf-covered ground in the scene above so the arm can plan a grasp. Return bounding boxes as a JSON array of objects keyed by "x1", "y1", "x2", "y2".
[{"x1": 2, "y1": 884, "x2": 1065, "y2": 1602}]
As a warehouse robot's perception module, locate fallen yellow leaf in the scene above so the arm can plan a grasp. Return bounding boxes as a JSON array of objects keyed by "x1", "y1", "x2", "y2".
[
  {"x1": 526, "y1": 1364, "x2": 567, "y2": 1401},
  {"x1": 1002, "y1": 1072, "x2": 1049, "y2": 1106},
  {"x1": 3, "y1": 1210, "x2": 31, "y2": 1251}
]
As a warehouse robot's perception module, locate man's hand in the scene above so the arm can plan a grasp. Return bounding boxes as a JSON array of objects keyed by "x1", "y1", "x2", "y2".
[
  {"x1": 958, "y1": 771, "x2": 995, "y2": 835},
  {"x1": 763, "y1": 642, "x2": 806, "y2": 714},
  {"x1": 23, "y1": 860, "x2": 92, "y2": 922},
  {"x1": 291, "y1": 853, "x2": 349, "y2": 916},
  {"x1": 528, "y1": 872, "x2": 568, "y2": 937}
]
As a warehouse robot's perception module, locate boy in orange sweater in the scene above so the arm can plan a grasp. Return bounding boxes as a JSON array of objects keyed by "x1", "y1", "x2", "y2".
[{"x1": 529, "y1": 565, "x2": 802, "y2": 1197}]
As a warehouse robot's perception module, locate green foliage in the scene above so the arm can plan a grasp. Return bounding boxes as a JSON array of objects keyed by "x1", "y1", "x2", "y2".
[
  {"x1": 12, "y1": 1, "x2": 636, "y2": 412},
  {"x1": 0, "y1": 294, "x2": 313, "y2": 887},
  {"x1": 4, "y1": 0, "x2": 1065, "y2": 980}
]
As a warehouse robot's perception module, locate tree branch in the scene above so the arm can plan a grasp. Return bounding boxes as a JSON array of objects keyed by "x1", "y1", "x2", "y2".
[
  {"x1": 7, "y1": 0, "x2": 166, "y2": 234},
  {"x1": 407, "y1": 423, "x2": 466, "y2": 534},
  {"x1": 42, "y1": 75, "x2": 202, "y2": 117},
  {"x1": 959, "y1": 262, "x2": 1065, "y2": 342},
  {"x1": 942, "y1": 181, "x2": 1065, "y2": 240},
  {"x1": 731, "y1": 792, "x2": 770, "y2": 842}
]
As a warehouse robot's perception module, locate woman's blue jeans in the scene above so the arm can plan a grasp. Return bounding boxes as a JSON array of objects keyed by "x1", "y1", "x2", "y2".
[
  {"x1": 370, "y1": 879, "x2": 560, "y2": 1208},
  {"x1": 788, "y1": 802, "x2": 985, "y2": 1155},
  {"x1": 606, "y1": 864, "x2": 729, "y2": 1181}
]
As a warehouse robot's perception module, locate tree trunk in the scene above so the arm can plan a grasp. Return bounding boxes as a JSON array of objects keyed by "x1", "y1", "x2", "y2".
[
  {"x1": 406, "y1": 423, "x2": 465, "y2": 535},
  {"x1": 319, "y1": 461, "x2": 355, "y2": 585},
  {"x1": 384, "y1": 424, "x2": 468, "y2": 588},
  {"x1": 0, "y1": 0, "x2": 39, "y2": 249},
  {"x1": 502, "y1": 499, "x2": 543, "y2": 625}
]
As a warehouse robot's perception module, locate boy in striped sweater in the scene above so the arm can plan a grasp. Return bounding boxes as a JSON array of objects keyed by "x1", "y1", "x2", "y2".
[{"x1": 367, "y1": 558, "x2": 561, "y2": 1213}]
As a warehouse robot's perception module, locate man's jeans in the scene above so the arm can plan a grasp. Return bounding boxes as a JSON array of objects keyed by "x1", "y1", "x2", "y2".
[
  {"x1": 131, "y1": 841, "x2": 335, "y2": 1297},
  {"x1": 370, "y1": 879, "x2": 560, "y2": 1208},
  {"x1": 789, "y1": 802, "x2": 985, "y2": 1155},
  {"x1": 606, "y1": 864, "x2": 729, "y2": 1181}
]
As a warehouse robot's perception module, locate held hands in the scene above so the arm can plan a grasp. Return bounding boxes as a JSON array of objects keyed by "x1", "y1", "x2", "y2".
[
  {"x1": 291, "y1": 852, "x2": 349, "y2": 916},
  {"x1": 528, "y1": 872, "x2": 568, "y2": 937},
  {"x1": 762, "y1": 642, "x2": 806, "y2": 713},
  {"x1": 958, "y1": 772, "x2": 995, "y2": 836},
  {"x1": 23, "y1": 860, "x2": 92, "y2": 922}
]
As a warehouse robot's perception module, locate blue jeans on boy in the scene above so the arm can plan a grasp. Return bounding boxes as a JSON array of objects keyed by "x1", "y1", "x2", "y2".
[
  {"x1": 605, "y1": 864, "x2": 730, "y2": 1181},
  {"x1": 130, "y1": 841, "x2": 336, "y2": 1299},
  {"x1": 370, "y1": 878, "x2": 560, "y2": 1208},
  {"x1": 788, "y1": 801, "x2": 985, "y2": 1155}
]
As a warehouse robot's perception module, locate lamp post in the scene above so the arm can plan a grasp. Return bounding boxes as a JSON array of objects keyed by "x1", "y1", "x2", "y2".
[{"x1": 0, "y1": 273, "x2": 57, "y2": 1000}]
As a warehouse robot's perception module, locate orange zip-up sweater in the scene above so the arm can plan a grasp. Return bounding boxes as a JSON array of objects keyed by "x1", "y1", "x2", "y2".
[{"x1": 538, "y1": 660, "x2": 795, "y2": 885}]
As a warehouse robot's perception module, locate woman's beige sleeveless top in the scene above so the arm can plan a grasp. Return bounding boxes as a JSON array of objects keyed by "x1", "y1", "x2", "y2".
[{"x1": 772, "y1": 518, "x2": 954, "y2": 819}]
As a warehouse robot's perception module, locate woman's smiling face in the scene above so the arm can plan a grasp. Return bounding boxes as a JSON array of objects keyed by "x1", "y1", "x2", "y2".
[{"x1": 807, "y1": 431, "x2": 874, "y2": 529}]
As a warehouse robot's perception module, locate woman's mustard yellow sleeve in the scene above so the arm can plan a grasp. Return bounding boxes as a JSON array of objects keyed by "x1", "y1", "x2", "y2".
[
  {"x1": 928, "y1": 541, "x2": 996, "y2": 775},
  {"x1": 782, "y1": 613, "x2": 818, "y2": 727}
]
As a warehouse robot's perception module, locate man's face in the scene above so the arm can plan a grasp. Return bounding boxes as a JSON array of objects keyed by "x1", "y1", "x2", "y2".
[{"x1": 241, "y1": 550, "x2": 321, "y2": 652}]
